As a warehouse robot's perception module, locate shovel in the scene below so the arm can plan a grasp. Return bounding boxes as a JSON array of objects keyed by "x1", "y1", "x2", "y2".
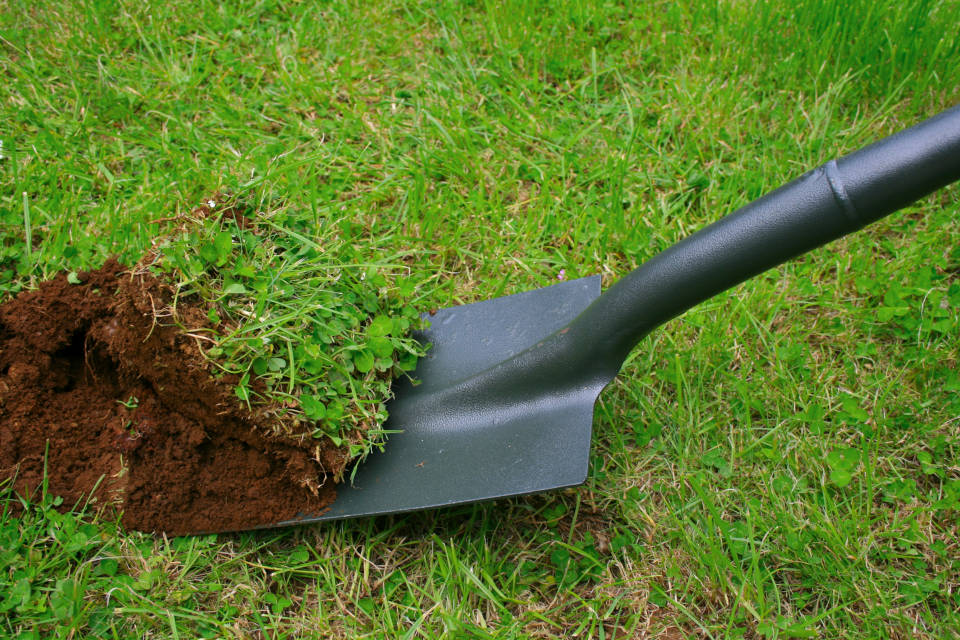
[{"x1": 284, "y1": 105, "x2": 960, "y2": 527}]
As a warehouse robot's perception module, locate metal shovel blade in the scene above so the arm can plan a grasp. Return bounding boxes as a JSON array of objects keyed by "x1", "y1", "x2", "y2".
[{"x1": 280, "y1": 275, "x2": 604, "y2": 525}]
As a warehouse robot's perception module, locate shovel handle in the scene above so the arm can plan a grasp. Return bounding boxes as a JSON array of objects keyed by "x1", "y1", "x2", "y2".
[{"x1": 569, "y1": 105, "x2": 960, "y2": 373}]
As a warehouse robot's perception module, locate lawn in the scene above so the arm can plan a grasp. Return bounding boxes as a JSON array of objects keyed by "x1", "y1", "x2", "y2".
[{"x1": 2, "y1": 0, "x2": 959, "y2": 637}]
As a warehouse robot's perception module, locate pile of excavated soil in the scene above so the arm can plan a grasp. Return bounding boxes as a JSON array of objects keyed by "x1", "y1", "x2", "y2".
[{"x1": 0, "y1": 260, "x2": 343, "y2": 535}]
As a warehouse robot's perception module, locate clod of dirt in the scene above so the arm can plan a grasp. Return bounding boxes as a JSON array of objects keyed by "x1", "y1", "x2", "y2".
[{"x1": 0, "y1": 260, "x2": 340, "y2": 535}]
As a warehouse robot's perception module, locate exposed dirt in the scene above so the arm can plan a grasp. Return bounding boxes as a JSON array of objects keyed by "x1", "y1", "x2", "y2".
[{"x1": 0, "y1": 260, "x2": 341, "y2": 535}]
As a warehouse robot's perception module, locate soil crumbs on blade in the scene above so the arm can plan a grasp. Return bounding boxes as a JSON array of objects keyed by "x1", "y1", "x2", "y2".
[{"x1": 0, "y1": 260, "x2": 338, "y2": 535}]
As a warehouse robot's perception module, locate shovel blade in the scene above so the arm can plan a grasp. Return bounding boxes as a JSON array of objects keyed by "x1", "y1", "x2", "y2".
[{"x1": 280, "y1": 275, "x2": 602, "y2": 525}]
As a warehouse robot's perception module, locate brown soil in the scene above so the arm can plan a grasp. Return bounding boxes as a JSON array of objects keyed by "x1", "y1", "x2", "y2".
[{"x1": 0, "y1": 259, "x2": 342, "y2": 535}]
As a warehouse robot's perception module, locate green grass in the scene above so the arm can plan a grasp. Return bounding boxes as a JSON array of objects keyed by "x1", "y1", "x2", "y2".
[
  {"x1": 2, "y1": 0, "x2": 959, "y2": 637},
  {"x1": 148, "y1": 199, "x2": 430, "y2": 471}
]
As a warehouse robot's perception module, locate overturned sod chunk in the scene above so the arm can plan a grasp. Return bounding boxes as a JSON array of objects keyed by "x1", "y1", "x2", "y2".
[
  {"x1": 0, "y1": 200, "x2": 429, "y2": 534},
  {"x1": 148, "y1": 200, "x2": 429, "y2": 475}
]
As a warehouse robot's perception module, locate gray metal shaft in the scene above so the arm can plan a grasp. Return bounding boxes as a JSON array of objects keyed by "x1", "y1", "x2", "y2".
[{"x1": 564, "y1": 105, "x2": 960, "y2": 372}]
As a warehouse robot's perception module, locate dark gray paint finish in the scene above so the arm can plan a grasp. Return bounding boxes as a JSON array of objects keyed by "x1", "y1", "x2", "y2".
[{"x1": 269, "y1": 104, "x2": 960, "y2": 530}]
